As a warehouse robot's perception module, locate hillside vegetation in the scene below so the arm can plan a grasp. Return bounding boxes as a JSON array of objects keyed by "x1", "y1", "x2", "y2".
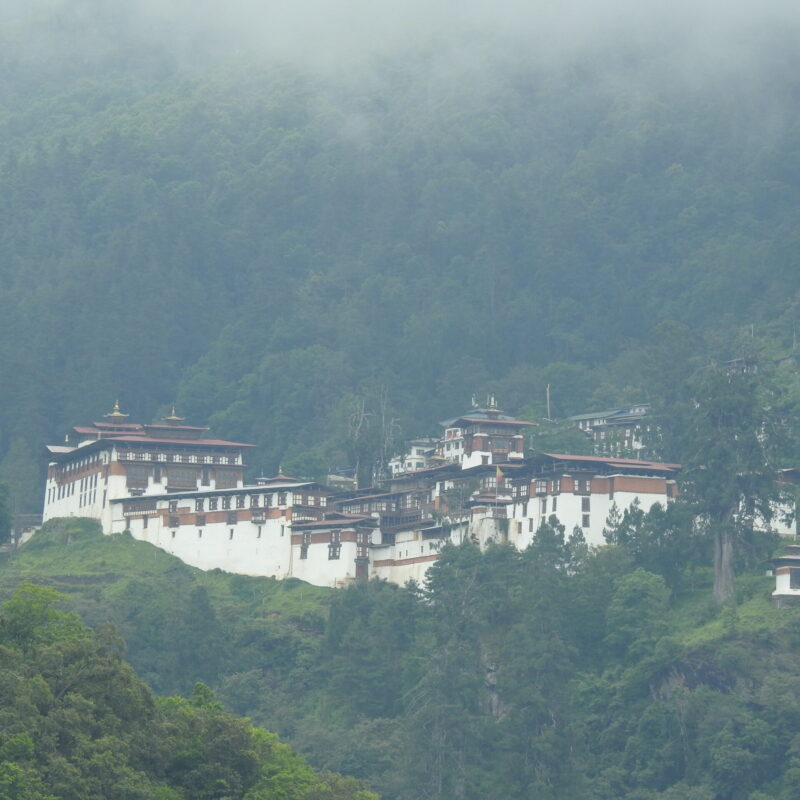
[
  {"x1": 6, "y1": 518, "x2": 800, "y2": 800},
  {"x1": 0, "y1": 578, "x2": 376, "y2": 800},
  {"x1": 0, "y1": 518, "x2": 330, "y2": 695}
]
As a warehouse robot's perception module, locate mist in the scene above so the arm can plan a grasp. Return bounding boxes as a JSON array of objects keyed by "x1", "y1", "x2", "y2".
[{"x1": 3, "y1": 0, "x2": 800, "y2": 92}]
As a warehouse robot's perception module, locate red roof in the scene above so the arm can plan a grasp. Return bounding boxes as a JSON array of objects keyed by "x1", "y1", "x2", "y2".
[
  {"x1": 91, "y1": 422, "x2": 144, "y2": 430},
  {"x1": 258, "y1": 473, "x2": 301, "y2": 483},
  {"x1": 455, "y1": 417, "x2": 535, "y2": 427},
  {"x1": 541, "y1": 453, "x2": 680, "y2": 471},
  {"x1": 145, "y1": 424, "x2": 209, "y2": 432},
  {"x1": 108, "y1": 435, "x2": 255, "y2": 447}
]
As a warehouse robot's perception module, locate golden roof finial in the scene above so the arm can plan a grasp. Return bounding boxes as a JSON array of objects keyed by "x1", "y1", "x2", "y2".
[
  {"x1": 104, "y1": 399, "x2": 129, "y2": 420},
  {"x1": 163, "y1": 405, "x2": 185, "y2": 424}
]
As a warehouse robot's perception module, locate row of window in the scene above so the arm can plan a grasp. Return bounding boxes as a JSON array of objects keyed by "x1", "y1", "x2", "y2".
[
  {"x1": 166, "y1": 525, "x2": 265, "y2": 540},
  {"x1": 49, "y1": 480, "x2": 78, "y2": 502},
  {"x1": 298, "y1": 530, "x2": 343, "y2": 561},
  {"x1": 534, "y1": 478, "x2": 593, "y2": 495},
  {"x1": 162, "y1": 522, "x2": 280, "y2": 540},
  {"x1": 79, "y1": 472, "x2": 99, "y2": 507},
  {"x1": 120, "y1": 451, "x2": 238, "y2": 465},
  {"x1": 517, "y1": 507, "x2": 591, "y2": 533},
  {"x1": 183, "y1": 492, "x2": 327, "y2": 514},
  {"x1": 299, "y1": 542, "x2": 342, "y2": 560},
  {"x1": 55, "y1": 452, "x2": 105, "y2": 479}
]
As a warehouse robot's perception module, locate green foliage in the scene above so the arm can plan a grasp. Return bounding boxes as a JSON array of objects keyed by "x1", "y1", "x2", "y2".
[
  {"x1": 0, "y1": 584, "x2": 376, "y2": 800},
  {"x1": 0, "y1": 483, "x2": 10, "y2": 546},
  {"x1": 8, "y1": 515, "x2": 800, "y2": 799},
  {"x1": 0, "y1": 519, "x2": 331, "y2": 694},
  {"x1": 528, "y1": 417, "x2": 596, "y2": 456}
]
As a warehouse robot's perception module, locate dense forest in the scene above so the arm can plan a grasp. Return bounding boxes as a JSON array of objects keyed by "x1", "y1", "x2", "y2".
[
  {"x1": 4, "y1": 516, "x2": 800, "y2": 800},
  {"x1": 0, "y1": 579, "x2": 377, "y2": 799},
  {"x1": 3, "y1": 1, "x2": 800, "y2": 509}
]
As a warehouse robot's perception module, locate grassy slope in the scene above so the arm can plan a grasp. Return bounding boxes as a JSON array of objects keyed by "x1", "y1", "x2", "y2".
[
  {"x1": 0, "y1": 517, "x2": 333, "y2": 693},
  {"x1": 1, "y1": 516, "x2": 331, "y2": 613}
]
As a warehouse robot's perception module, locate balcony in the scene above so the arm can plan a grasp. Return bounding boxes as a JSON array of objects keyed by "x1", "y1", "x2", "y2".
[{"x1": 123, "y1": 499, "x2": 157, "y2": 515}]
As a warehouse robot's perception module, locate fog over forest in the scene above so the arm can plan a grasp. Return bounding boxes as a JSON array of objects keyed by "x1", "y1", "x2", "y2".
[
  {"x1": 4, "y1": 0, "x2": 800, "y2": 81},
  {"x1": 1, "y1": 0, "x2": 800, "y2": 509}
]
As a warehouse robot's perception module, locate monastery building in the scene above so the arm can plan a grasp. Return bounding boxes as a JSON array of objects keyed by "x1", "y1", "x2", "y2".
[{"x1": 43, "y1": 402, "x2": 682, "y2": 588}]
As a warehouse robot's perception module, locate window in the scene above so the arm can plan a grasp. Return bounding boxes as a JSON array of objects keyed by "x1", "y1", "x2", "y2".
[
  {"x1": 198, "y1": 529, "x2": 203, "y2": 538},
  {"x1": 201, "y1": 468, "x2": 210, "y2": 486},
  {"x1": 142, "y1": 515, "x2": 148, "y2": 528},
  {"x1": 257, "y1": 526, "x2": 262, "y2": 539},
  {"x1": 529, "y1": 518, "x2": 534, "y2": 532},
  {"x1": 196, "y1": 515, "x2": 206, "y2": 527},
  {"x1": 227, "y1": 511, "x2": 237, "y2": 525},
  {"x1": 582, "y1": 514, "x2": 590, "y2": 528},
  {"x1": 581, "y1": 497, "x2": 590, "y2": 513},
  {"x1": 540, "y1": 498, "x2": 547, "y2": 514},
  {"x1": 236, "y1": 495, "x2": 245, "y2": 509},
  {"x1": 171, "y1": 530, "x2": 176, "y2": 539},
  {"x1": 169, "y1": 468, "x2": 196, "y2": 489},
  {"x1": 126, "y1": 465, "x2": 149, "y2": 488},
  {"x1": 481, "y1": 455, "x2": 489, "y2": 465},
  {"x1": 791, "y1": 570, "x2": 800, "y2": 590},
  {"x1": 209, "y1": 498, "x2": 218, "y2": 510},
  {"x1": 536, "y1": 480, "x2": 547, "y2": 494},
  {"x1": 328, "y1": 544, "x2": 341, "y2": 560},
  {"x1": 216, "y1": 470, "x2": 238, "y2": 489},
  {"x1": 222, "y1": 497, "x2": 231, "y2": 510},
  {"x1": 552, "y1": 497, "x2": 558, "y2": 513},
  {"x1": 264, "y1": 494, "x2": 272, "y2": 507},
  {"x1": 229, "y1": 529, "x2": 234, "y2": 540},
  {"x1": 227, "y1": 456, "x2": 237, "y2": 465},
  {"x1": 195, "y1": 498, "x2": 204, "y2": 512},
  {"x1": 250, "y1": 495, "x2": 260, "y2": 508},
  {"x1": 154, "y1": 467, "x2": 162, "y2": 483},
  {"x1": 299, "y1": 544, "x2": 308, "y2": 559},
  {"x1": 169, "y1": 516, "x2": 179, "y2": 528},
  {"x1": 278, "y1": 493, "x2": 286, "y2": 505}
]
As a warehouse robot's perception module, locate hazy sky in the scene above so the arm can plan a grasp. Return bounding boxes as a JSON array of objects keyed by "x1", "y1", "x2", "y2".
[{"x1": 4, "y1": 0, "x2": 800, "y2": 81}]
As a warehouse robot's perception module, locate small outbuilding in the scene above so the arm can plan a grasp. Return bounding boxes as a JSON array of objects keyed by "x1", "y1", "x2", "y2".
[{"x1": 771, "y1": 545, "x2": 800, "y2": 606}]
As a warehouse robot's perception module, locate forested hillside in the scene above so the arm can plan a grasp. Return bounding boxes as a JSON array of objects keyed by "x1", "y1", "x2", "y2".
[
  {"x1": 6, "y1": 517, "x2": 800, "y2": 800},
  {"x1": 3, "y1": 1, "x2": 800, "y2": 508},
  {"x1": 0, "y1": 579, "x2": 376, "y2": 799}
]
